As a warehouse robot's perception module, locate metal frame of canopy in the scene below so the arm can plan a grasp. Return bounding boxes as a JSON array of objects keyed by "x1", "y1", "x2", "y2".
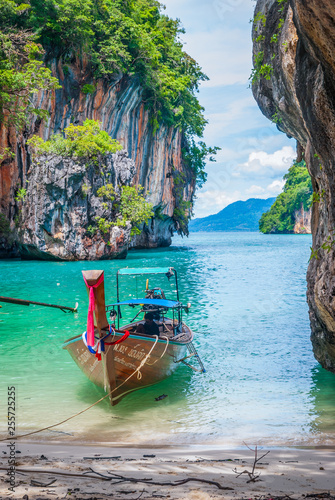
[{"x1": 112, "y1": 267, "x2": 182, "y2": 330}]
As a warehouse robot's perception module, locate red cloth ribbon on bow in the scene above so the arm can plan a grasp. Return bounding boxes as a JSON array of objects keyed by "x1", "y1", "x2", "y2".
[
  {"x1": 105, "y1": 330, "x2": 130, "y2": 345},
  {"x1": 83, "y1": 272, "x2": 105, "y2": 347}
]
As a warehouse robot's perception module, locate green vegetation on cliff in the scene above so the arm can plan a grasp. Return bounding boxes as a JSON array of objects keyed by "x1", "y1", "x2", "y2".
[
  {"x1": 28, "y1": 119, "x2": 154, "y2": 239},
  {"x1": 0, "y1": 1, "x2": 210, "y2": 138},
  {"x1": 27, "y1": 119, "x2": 122, "y2": 164},
  {"x1": 259, "y1": 160, "x2": 312, "y2": 234},
  {"x1": 0, "y1": 0, "x2": 218, "y2": 228},
  {"x1": 0, "y1": 29, "x2": 60, "y2": 131}
]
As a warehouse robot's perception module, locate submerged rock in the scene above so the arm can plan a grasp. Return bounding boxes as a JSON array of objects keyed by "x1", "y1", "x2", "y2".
[{"x1": 252, "y1": 0, "x2": 335, "y2": 372}]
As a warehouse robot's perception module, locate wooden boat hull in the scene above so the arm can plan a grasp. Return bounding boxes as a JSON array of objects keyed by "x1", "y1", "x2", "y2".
[{"x1": 62, "y1": 328, "x2": 189, "y2": 405}]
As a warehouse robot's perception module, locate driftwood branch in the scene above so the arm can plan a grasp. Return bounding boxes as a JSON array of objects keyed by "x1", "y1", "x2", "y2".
[
  {"x1": 233, "y1": 444, "x2": 270, "y2": 483},
  {"x1": 0, "y1": 466, "x2": 233, "y2": 491},
  {"x1": 30, "y1": 478, "x2": 57, "y2": 487}
]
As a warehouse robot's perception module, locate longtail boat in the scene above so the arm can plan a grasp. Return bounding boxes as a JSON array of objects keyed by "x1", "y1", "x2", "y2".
[{"x1": 62, "y1": 267, "x2": 205, "y2": 405}]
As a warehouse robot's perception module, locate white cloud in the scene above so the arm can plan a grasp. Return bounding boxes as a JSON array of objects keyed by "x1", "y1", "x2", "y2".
[
  {"x1": 267, "y1": 179, "x2": 285, "y2": 193},
  {"x1": 246, "y1": 185, "x2": 265, "y2": 194},
  {"x1": 244, "y1": 179, "x2": 285, "y2": 199},
  {"x1": 236, "y1": 146, "x2": 296, "y2": 177},
  {"x1": 194, "y1": 189, "x2": 242, "y2": 218}
]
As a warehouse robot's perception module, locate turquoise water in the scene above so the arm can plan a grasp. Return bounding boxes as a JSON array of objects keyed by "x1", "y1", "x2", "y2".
[{"x1": 1, "y1": 231, "x2": 335, "y2": 446}]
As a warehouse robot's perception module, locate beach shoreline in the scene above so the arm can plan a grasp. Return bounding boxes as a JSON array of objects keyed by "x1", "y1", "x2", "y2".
[{"x1": 1, "y1": 442, "x2": 334, "y2": 499}]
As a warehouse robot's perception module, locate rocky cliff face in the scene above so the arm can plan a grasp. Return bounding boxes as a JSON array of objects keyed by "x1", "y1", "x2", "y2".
[
  {"x1": 252, "y1": 0, "x2": 335, "y2": 372},
  {"x1": 294, "y1": 206, "x2": 311, "y2": 234},
  {"x1": 0, "y1": 60, "x2": 195, "y2": 259},
  {"x1": 19, "y1": 150, "x2": 134, "y2": 260}
]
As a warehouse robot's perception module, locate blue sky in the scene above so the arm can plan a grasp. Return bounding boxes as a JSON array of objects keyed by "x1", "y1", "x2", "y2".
[{"x1": 163, "y1": 0, "x2": 296, "y2": 218}]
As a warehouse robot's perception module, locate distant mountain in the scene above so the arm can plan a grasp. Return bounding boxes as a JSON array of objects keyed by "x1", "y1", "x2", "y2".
[{"x1": 189, "y1": 197, "x2": 276, "y2": 232}]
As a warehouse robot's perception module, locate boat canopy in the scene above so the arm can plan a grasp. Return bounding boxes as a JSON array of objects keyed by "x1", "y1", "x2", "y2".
[
  {"x1": 117, "y1": 267, "x2": 174, "y2": 276},
  {"x1": 107, "y1": 298, "x2": 180, "y2": 309}
]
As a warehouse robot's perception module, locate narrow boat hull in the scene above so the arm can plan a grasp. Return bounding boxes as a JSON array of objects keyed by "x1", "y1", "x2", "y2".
[{"x1": 63, "y1": 330, "x2": 188, "y2": 405}]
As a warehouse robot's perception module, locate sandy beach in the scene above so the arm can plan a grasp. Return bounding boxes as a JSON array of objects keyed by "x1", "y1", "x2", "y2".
[{"x1": 1, "y1": 442, "x2": 334, "y2": 499}]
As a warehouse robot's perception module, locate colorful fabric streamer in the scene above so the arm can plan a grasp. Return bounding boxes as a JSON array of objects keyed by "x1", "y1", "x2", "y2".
[{"x1": 83, "y1": 272, "x2": 105, "y2": 347}]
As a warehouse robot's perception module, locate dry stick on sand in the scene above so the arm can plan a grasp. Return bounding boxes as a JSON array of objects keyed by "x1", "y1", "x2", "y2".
[
  {"x1": 0, "y1": 466, "x2": 234, "y2": 491},
  {"x1": 233, "y1": 444, "x2": 270, "y2": 483}
]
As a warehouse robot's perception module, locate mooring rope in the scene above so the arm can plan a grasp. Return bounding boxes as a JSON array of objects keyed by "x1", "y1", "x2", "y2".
[
  {"x1": 0, "y1": 335, "x2": 162, "y2": 442},
  {"x1": 145, "y1": 335, "x2": 169, "y2": 366}
]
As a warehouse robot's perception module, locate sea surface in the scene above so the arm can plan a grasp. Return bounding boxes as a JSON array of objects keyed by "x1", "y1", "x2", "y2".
[{"x1": 1, "y1": 231, "x2": 335, "y2": 447}]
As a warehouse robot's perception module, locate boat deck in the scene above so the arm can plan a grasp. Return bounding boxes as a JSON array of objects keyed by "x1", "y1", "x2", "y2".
[{"x1": 118, "y1": 319, "x2": 193, "y2": 344}]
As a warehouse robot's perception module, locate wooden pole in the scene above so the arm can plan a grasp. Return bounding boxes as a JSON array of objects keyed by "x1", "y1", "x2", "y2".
[
  {"x1": 0, "y1": 296, "x2": 78, "y2": 312},
  {"x1": 82, "y1": 270, "x2": 118, "y2": 405}
]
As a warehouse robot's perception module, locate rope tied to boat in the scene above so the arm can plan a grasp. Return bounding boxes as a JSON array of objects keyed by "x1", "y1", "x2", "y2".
[
  {"x1": 0, "y1": 334, "x2": 161, "y2": 442},
  {"x1": 145, "y1": 335, "x2": 169, "y2": 366},
  {"x1": 82, "y1": 326, "x2": 130, "y2": 360}
]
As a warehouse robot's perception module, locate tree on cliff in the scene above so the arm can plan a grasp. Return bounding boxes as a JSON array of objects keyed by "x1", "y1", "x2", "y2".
[
  {"x1": 0, "y1": 1, "x2": 60, "y2": 133},
  {"x1": 259, "y1": 160, "x2": 312, "y2": 234},
  {"x1": 0, "y1": 0, "x2": 216, "y2": 182},
  {"x1": 0, "y1": 0, "x2": 219, "y2": 238}
]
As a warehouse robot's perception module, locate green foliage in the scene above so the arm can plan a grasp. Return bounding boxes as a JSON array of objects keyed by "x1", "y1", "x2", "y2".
[
  {"x1": 0, "y1": 212, "x2": 10, "y2": 234},
  {"x1": 259, "y1": 160, "x2": 313, "y2": 234},
  {"x1": 116, "y1": 186, "x2": 154, "y2": 236},
  {"x1": 97, "y1": 183, "x2": 115, "y2": 202},
  {"x1": 253, "y1": 11, "x2": 267, "y2": 28},
  {"x1": 82, "y1": 83, "x2": 95, "y2": 95},
  {"x1": 271, "y1": 109, "x2": 282, "y2": 124},
  {"x1": 320, "y1": 235, "x2": 335, "y2": 253},
  {"x1": 250, "y1": 1, "x2": 288, "y2": 86},
  {"x1": 249, "y1": 51, "x2": 264, "y2": 85},
  {"x1": 311, "y1": 189, "x2": 325, "y2": 204},
  {"x1": 277, "y1": 0, "x2": 288, "y2": 13},
  {"x1": 1, "y1": 0, "x2": 208, "y2": 140},
  {"x1": 278, "y1": 18, "x2": 285, "y2": 30},
  {"x1": 0, "y1": 30, "x2": 60, "y2": 129},
  {"x1": 87, "y1": 184, "x2": 153, "y2": 238},
  {"x1": 81, "y1": 183, "x2": 90, "y2": 197},
  {"x1": 15, "y1": 187, "x2": 27, "y2": 202},
  {"x1": 27, "y1": 119, "x2": 122, "y2": 164},
  {"x1": 86, "y1": 224, "x2": 97, "y2": 236},
  {"x1": 95, "y1": 216, "x2": 113, "y2": 234},
  {"x1": 173, "y1": 200, "x2": 192, "y2": 236},
  {"x1": 259, "y1": 63, "x2": 273, "y2": 80},
  {"x1": 0, "y1": 146, "x2": 15, "y2": 161},
  {"x1": 310, "y1": 231, "x2": 335, "y2": 261},
  {"x1": 0, "y1": 0, "x2": 218, "y2": 188},
  {"x1": 309, "y1": 247, "x2": 319, "y2": 261},
  {"x1": 182, "y1": 138, "x2": 220, "y2": 188}
]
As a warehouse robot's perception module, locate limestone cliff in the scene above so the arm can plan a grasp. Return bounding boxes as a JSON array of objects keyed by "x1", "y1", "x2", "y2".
[
  {"x1": 293, "y1": 206, "x2": 311, "y2": 234},
  {"x1": 0, "y1": 62, "x2": 195, "y2": 259},
  {"x1": 252, "y1": 0, "x2": 335, "y2": 371}
]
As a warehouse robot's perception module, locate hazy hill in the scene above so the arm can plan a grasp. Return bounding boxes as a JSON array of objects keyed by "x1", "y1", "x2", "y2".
[{"x1": 189, "y1": 197, "x2": 276, "y2": 232}]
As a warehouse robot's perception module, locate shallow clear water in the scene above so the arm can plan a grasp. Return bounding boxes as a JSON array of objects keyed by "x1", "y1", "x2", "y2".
[{"x1": 1, "y1": 232, "x2": 335, "y2": 446}]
